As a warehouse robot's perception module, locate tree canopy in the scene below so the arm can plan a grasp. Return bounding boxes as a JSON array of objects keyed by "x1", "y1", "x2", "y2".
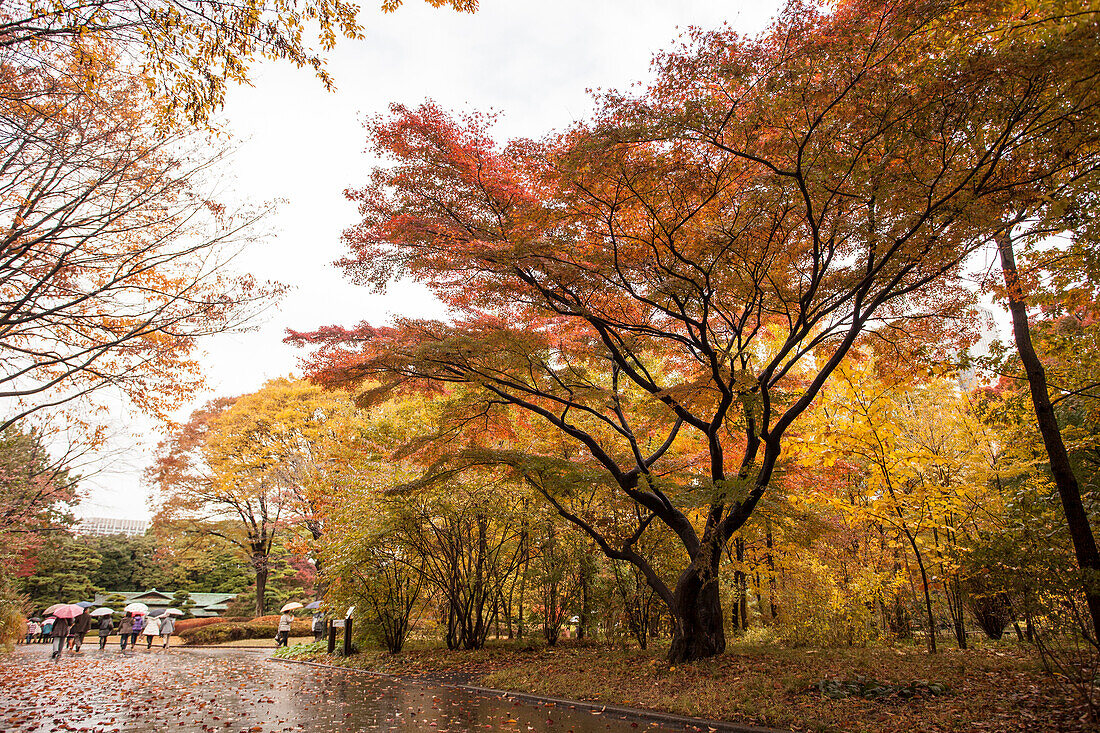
[{"x1": 290, "y1": 0, "x2": 1100, "y2": 661}]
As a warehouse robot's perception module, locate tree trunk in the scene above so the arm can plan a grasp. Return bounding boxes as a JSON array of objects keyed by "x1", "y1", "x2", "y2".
[
  {"x1": 912, "y1": 546, "x2": 937, "y2": 654},
  {"x1": 668, "y1": 550, "x2": 725, "y2": 663},
  {"x1": 253, "y1": 557, "x2": 268, "y2": 618},
  {"x1": 765, "y1": 526, "x2": 778, "y2": 620},
  {"x1": 997, "y1": 230, "x2": 1100, "y2": 644},
  {"x1": 578, "y1": 554, "x2": 592, "y2": 640},
  {"x1": 952, "y1": 577, "x2": 967, "y2": 650},
  {"x1": 731, "y1": 536, "x2": 748, "y2": 632},
  {"x1": 517, "y1": 523, "x2": 529, "y2": 640},
  {"x1": 754, "y1": 571, "x2": 763, "y2": 622},
  {"x1": 950, "y1": 591, "x2": 967, "y2": 649}
]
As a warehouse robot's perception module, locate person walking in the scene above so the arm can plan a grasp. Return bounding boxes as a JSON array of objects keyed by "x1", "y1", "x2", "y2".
[
  {"x1": 50, "y1": 615, "x2": 71, "y2": 659},
  {"x1": 276, "y1": 611, "x2": 293, "y2": 647},
  {"x1": 129, "y1": 613, "x2": 144, "y2": 649},
  {"x1": 311, "y1": 611, "x2": 325, "y2": 643},
  {"x1": 24, "y1": 619, "x2": 39, "y2": 645},
  {"x1": 118, "y1": 613, "x2": 134, "y2": 650},
  {"x1": 97, "y1": 613, "x2": 114, "y2": 650},
  {"x1": 143, "y1": 614, "x2": 160, "y2": 649},
  {"x1": 158, "y1": 614, "x2": 175, "y2": 648},
  {"x1": 70, "y1": 608, "x2": 92, "y2": 652}
]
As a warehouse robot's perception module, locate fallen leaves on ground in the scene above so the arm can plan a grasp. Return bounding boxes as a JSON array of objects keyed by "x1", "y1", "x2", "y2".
[
  {"x1": 0, "y1": 646, "x2": 712, "y2": 732},
  {"x1": 282, "y1": 639, "x2": 1093, "y2": 733}
]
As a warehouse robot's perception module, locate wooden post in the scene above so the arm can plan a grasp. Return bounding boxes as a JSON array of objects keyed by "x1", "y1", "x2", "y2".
[{"x1": 342, "y1": 618, "x2": 352, "y2": 657}]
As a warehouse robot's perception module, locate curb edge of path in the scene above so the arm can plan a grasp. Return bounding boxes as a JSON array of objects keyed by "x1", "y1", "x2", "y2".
[
  {"x1": 185, "y1": 645, "x2": 280, "y2": 650},
  {"x1": 268, "y1": 656, "x2": 790, "y2": 733}
]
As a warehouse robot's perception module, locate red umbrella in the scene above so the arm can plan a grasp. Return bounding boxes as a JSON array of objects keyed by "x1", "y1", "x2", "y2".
[{"x1": 50, "y1": 604, "x2": 84, "y2": 619}]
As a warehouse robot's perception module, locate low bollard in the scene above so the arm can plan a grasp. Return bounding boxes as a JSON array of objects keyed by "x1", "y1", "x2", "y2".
[{"x1": 327, "y1": 619, "x2": 336, "y2": 654}]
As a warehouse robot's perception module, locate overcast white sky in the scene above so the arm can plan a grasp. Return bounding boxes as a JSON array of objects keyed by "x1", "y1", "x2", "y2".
[{"x1": 75, "y1": 0, "x2": 789, "y2": 520}]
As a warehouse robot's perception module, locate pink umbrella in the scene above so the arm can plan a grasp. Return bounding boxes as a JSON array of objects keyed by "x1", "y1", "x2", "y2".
[{"x1": 50, "y1": 604, "x2": 85, "y2": 619}]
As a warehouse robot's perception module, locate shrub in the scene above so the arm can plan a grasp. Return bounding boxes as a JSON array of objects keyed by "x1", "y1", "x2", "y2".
[
  {"x1": 179, "y1": 623, "x2": 250, "y2": 645},
  {"x1": 0, "y1": 603, "x2": 23, "y2": 650},
  {"x1": 274, "y1": 640, "x2": 328, "y2": 659},
  {"x1": 773, "y1": 558, "x2": 878, "y2": 648},
  {"x1": 809, "y1": 677, "x2": 950, "y2": 700},
  {"x1": 174, "y1": 616, "x2": 250, "y2": 634},
  {"x1": 177, "y1": 615, "x2": 312, "y2": 645},
  {"x1": 0, "y1": 583, "x2": 30, "y2": 651},
  {"x1": 243, "y1": 615, "x2": 312, "y2": 636}
]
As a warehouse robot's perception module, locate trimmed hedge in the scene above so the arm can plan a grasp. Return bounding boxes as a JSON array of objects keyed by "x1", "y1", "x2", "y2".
[
  {"x1": 174, "y1": 617, "x2": 250, "y2": 634},
  {"x1": 178, "y1": 615, "x2": 313, "y2": 645}
]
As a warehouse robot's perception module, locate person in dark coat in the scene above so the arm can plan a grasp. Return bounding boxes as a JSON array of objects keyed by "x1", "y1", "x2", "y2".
[
  {"x1": 118, "y1": 613, "x2": 134, "y2": 650},
  {"x1": 50, "y1": 616, "x2": 71, "y2": 659},
  {"x1": 69, "y1": 609, "x2": 92, "y2": 651},
  {"x1": 97, "y1": 614, "x2": 114, "y2": 649}
]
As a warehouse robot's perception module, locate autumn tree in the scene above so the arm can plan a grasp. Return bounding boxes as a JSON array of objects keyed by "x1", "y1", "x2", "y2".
[
  {"x1": 150, "y1": 396, "x2": 283, "y2": 617},
  {"x1": 151, "y1": 380, "x2": 365, "y2": 615},
  {"x1": 290, "y1": 0, "x2": 1100, "y2": 661},
  {"x1": 207, "y1": 379, "x2": 359, "y2": 547},
  {"x1": 0, "y1": 423, "x2": 78, "y2": 536},
  {"x1": 322, "y1": 476, "x2": 427, "y2": 653},
  {"x1": 991, "y1": 207, "x2": 1100, "y2": 641},
  {"x1": 0, "y1": 0, "x2": 477, "y2": 127},
  {"x1": 919, "y1": 0, "x2": 1100, "y2": 642},
  {"x1": 797, "y1": 361, "x2": 1001, "y2": 652},
  {"x1": 385, "y1": 475, "x2": 528, "y2": 650},
  {"x1": 0, "y1": 43, "x2": 277, "y2": 432},
  {"x1": 0, "y1": 421, "x2": 81, "y2": 617}
]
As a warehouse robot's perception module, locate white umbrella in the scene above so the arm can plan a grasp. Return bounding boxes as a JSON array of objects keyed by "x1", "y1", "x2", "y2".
[
  {"x1": 280, "y1": 602, "x2": 303, "y2": 612},
  {"x1": 162, "y1": 608, "x2": 184, "y2": 616},
  {"x1": 90, "y1": 608, "x2": 114, "y2": 617},
  {"x1": 123, "y1": 602, "x2": 149, "y2": 614}
]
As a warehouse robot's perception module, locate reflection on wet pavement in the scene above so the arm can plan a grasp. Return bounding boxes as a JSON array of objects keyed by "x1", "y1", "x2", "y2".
[{"x1": 0, "y1": 646, "x2": 717, "y2": 732}]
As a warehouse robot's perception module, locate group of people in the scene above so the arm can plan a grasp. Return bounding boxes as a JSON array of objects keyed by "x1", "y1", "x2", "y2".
[
  {"x1": 24, "y1": 608, "x2": 177, "y2": 658},
  {"x1": 115, "y1": 610, "x2": 176, "y2": 650},
  {"x1": 22, "y1": 618, "x2": 52, "y2": 643}
]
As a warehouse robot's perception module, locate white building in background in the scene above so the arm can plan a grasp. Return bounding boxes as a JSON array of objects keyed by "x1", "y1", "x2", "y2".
[{"x1": 74, "y1": 516, "x2": 148, "y2": 538}]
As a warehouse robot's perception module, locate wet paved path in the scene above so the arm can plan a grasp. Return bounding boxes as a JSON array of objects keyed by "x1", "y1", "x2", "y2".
[{"x1": 0, "y1": 646, "x2": 722, "y2": 732}]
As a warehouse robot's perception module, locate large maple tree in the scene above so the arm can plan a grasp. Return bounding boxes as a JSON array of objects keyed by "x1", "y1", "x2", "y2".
[{"x1": 292, "y1": 0, "x2": 1100, "y2": 661}]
